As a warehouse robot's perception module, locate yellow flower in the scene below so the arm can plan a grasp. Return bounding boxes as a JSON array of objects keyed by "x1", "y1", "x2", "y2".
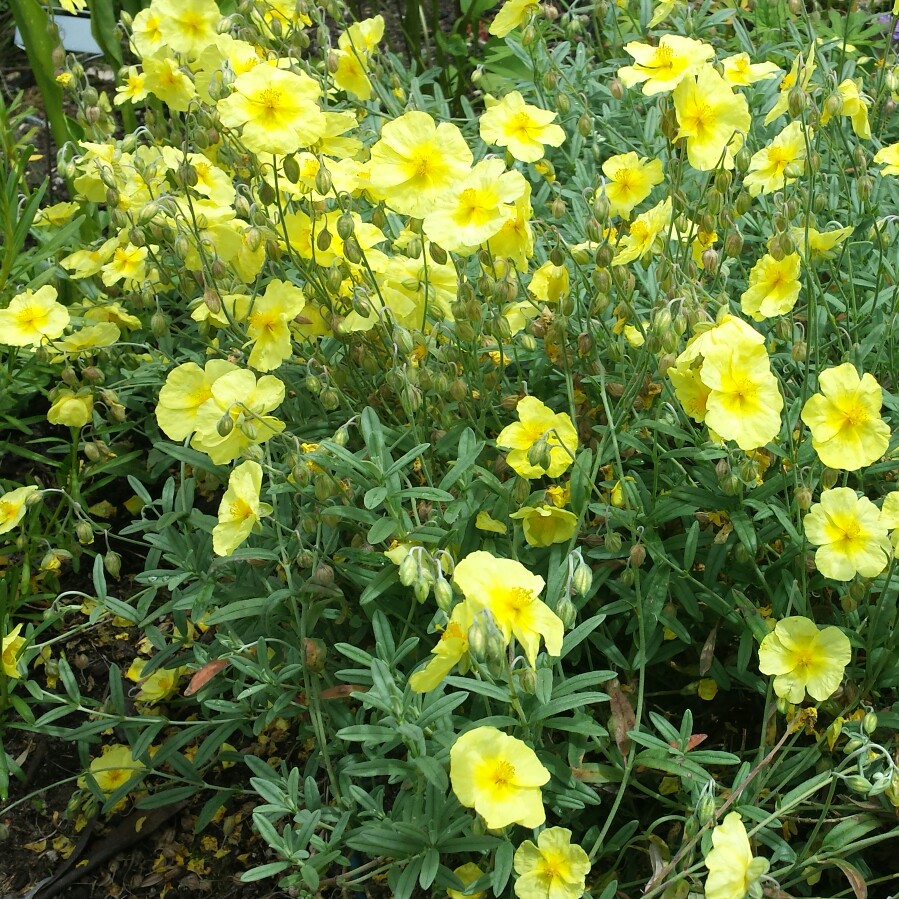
[
  {"x1": 450, "y1": 726, "x2": 549, "y2": 829},
  {"x1": 618, "y1": 35, "x2": 714, "y2": 95},
  {"x1": 0, "y1": 485, "x2": 39, "y2": 535},
  {"x1": 758, "y1": 616, "x2": 851, "y2": 703},
  {"x1": 212, "y1": 460, "x2": 272, "y2": 556},
  {"x1": 668, "y1": 360, "x2": 711, "y2": 423},
  {"x1": 488, "y1": 182, "x2": 535, "y2": 271},
  {"x1": 448, "y1": 863, "x2": 486, "y2": 899},
  {"x1": 126, "y1": 658, "x2": 184, "y2": 703},
  {"x1": 218, "y1": 65, "x2": 325, "y2": 156},
  {"x1": 409, "y1": 600, "x2": 476, "y2": 692},
  {"x1": 704, "y1": 813, "x2": 767, "y2": 899},
  {"x1": 114, "y1": 66, "x2": 148, "y2": 105},
  {"x1": 367, "y1": 111, "x2": 472, "y2": 218},
  {"x1": 191, "y1": 369, "x2": 286, "y2": 464},
  {"x1": 874, "y1": 142, "x2": 899, "y2": 176},
  {"x1": 423, "y1": 159, "x2": 526, "y2": 253},
  {"x1": 83, "y1": 300, "x2": 142, "y2": 331},
  {"x1": 765, "y1": 47, "x2": 816, "y2": 125},
  {"x1": 0, "y1": 286, "x2": 69, "y2": 347},
  {"x1": 246, "y1": 280, "x2": 307, "y2": 371},
  {"x1": 58, "y1": 0, "x2": 87, "y2": 12},
  {"x1": 700, "y1": 342, "x2": 783, "y2": 451},
  {"x1": 600, "y1": 152, "x2": 664, "y2": 219},
  {"x1": 100, "y1": 242, "x2": 148, "y2": 288},
  {"x1": 61, "y1": 238, "x2": 118, "y2": 278},
  {"x1": 47, "y1": 389, "x2": 94, "y2": 428},
  {"x1": 130, "y1": 7, "x2": 165, "y2": 58},
  {"x1": 338, "y1": 14, "x2": 385, "y2": 56},
  {"x1": 720, "y1": 53, "x2": 780, "y2": 86},
  {"x1": 153, "y1": 0, "x2": 221, "y2": 58},
  {"x1": 332, "y1": 50, "x2": 373, "y2": 100},
  {"x1": 804, "y1": 488, "x2": 891, "y2": 580},
  {"x1": 453, "y1": 551, "x2": 563, "y2": 667},
  {"x1": 800, "y1": 364, "x2": 891, "y2": 471},
  {"x1": 160, "y1": 147, "x2": 236, "y2": 207},
  {"x1": 143, "y1": 52, "x2": 197, "y2": 111},
  {"x1": 820, "y1": 79, "x2": 870, "y2": 140},
  {"x1": 510, "y1": 505, "x2": 578, "y2": 547},
  {"x1": 612, "y1": 197, "x2": 672, "y2": 266},
  {"x1": 672, "y1": 64, "x2": 750, "y2": 171},
  {"x1": 497, "y1": 395, "x2": 578, "y2": 479},
  {"x1": 788, "y1": 224, "x2": 852, "y2": 260},
  {"x1": 489, "y1": 0, "x2": 539, "y2": 37},
  {"x1": 2, "y1": 623, "x2": 27, "y2": 678},
  {"x1": 50, "y1": 322, "x2": 121, "y2": 359},
  {"x1": 156, "y1": 359, "x2": 238, "y2": 441},
  {"x1": 369, "y1": 252, "x2": 457, "y2": 331},
  {"x1": 513, "y1": 827, "x2": 591, "y2": 899},
  {"x1": 479, "y1": 91, "x2": 566, "y2": 163},
  {"x1": 744, "y1": 121, "x2": 809, "y2": 197},
  {"x1": 528, "y1": 261, "x2": 569, "y2": 303},
  {"x1": 80, "y1": 744, "x2": 145, "y2": 795},
  {"x1": 740, "y1": 253, "x2": 802, "y2": 320}
]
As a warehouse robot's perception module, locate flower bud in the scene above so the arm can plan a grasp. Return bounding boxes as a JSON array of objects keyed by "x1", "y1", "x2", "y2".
[
  {"x1": 336, "y1": 212, "x2": 355, "y2": 240},
  {"x1": 315, "y1": 166, "x2": 332, "y2": 196},
  {"x1": 557, "y1": 93, "x2": 571, "y2": 115},
  {"x1": 320, "y1": 387, "x2": 341, "y2": 410},
  {"x1": 517, "y1": 666, "x2": 537, "y2": 694},
  {"x1": 845, "y1": 775, "x2": 873, "y2": 796},
  {"x1": 795, "y1": 486, "x2": 813, "y2": 510},
  {"x1": 556, "y1": 596, "x2": 577, "y2": 629},
  {"x1": 723, "y1": 231, "x2": 743, "y2": 258},
  {"x1": 823, "y1": 90, "x2": 844, "y2": 119},
  {"x1": 863, "y1": 711, "x2": 878, "y2": 734},
  {"x1": 485, "y1": 628, "x2": 506, "y2": 667},
  {"x1": 217, "y1": 413, "x2": 235, "y2": 437},
  {"x1": 821, "y1": 467, "x2": 839, "y2": 489},
  {"x1": 856, "y1": 175, "x2": 873, "y2": 203},
  {"x1": 103, "y1": 551, "x2": 122, "y2": 579},
  {"x1": 434, "y1": 577, "x2": 454, "y2": 611},
  {"x1": 629, "y1": 543, "x2": 646, "y2": 568},
  {"x1": 788, "y1": 86, "x2": 806, "y2": 117},
  {"x1": 467, "y1": 620, "x2": 488, "y2": 662},
  {"x1": 577, "y1": 113, "x2": 592, "y2": 137},
  {"x1": 150, "y1": 311, "x2": 169, "y2": 337},
  {"x1": 399, "y1": 552, "x2": 419, "y2": 587},
  {"x1": 605, "y1": 532, "x2": 623, "y2": 554},
  {"x1": 316, "y1": 227, "x2": 333, "y2": 252},
  {"x1": 697, "y1": 791, "x2": 717, "y2": 825},
  {"x1": 76, "y1": 521, "x2": 94, "y2": 545},
  {"x1": 527, "y1": 436, "x2": 553, "y2": 471},
  {"x1": 609, "y1": 78, "x2": 625, "y2": 100},
  {"x1": 701, "y1": 248, "x2": 718, "y2": 274}
]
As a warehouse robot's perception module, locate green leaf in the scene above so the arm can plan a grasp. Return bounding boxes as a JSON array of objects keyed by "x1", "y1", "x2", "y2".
[
  {"x1": 394, "y1": 857, "x2": 423, "y2": 899},
  {"x1": 492, "y1": 840, "x2": 514, "y2": 895},
  {"x1": 530, "y1": 692, "x2": 609, "y2": 721},
  {"x1": 240, "y1": 861, "x2": 291, "y2": 882},
  {"x1": 419, "y1": 848, "x2": 440, "y2": 889},
  {"x1": 87, "y1": 0, "x2": 124, "y2": 66},
  {"x1": 6, "y1": 0, "x2": 70, "y2": 149},
  {"x1": 368, "y1": 517, "x2": 399, "y2": 544},
  {"x1": 561, "y1": 614, "x2": 607, "y2": 656},
  {"x1": 683, "y1": 519, "x2": 700, "y2": 571}
]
